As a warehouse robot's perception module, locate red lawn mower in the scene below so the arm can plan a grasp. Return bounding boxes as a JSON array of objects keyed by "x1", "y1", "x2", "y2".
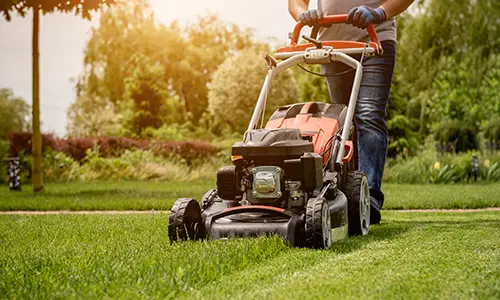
[{"x1": 168, "y1": 15, "x2": 382, "y2": 249}]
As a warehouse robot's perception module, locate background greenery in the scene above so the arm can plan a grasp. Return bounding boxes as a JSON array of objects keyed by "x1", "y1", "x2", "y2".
[{"x1": 1, "y1": 0, "x2": 500, "y2": 185}]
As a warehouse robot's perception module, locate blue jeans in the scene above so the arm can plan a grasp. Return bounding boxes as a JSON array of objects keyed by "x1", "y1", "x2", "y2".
[{"x1": 322, "y1": 40, "x2": 396, "y2": 209}]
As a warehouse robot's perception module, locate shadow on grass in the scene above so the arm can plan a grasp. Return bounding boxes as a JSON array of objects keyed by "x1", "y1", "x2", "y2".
[
  {"x1": 330, "y1": 216, "x2": 499, "y2": 254},
  {"x1": 330, "y1": 223, "x2": 410, "y2": 254}
]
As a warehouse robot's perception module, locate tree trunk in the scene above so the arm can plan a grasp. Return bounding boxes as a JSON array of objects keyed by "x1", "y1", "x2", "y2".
[{"x1": 32, "y1": 6, "x2": 44, "y2": 192}]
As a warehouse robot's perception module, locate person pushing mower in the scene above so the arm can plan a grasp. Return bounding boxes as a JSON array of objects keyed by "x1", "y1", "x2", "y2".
[
  {"x1": 288, "y1": 0, "x2": 415, "y2": 224},
  {"x1": 169, "y1": 1, "x2": 415, "y2": 248}
]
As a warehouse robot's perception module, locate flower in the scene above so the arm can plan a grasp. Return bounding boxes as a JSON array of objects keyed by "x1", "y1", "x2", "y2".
[{"x1": 434, "y1": 161, "x2": 441, "y2": 170}]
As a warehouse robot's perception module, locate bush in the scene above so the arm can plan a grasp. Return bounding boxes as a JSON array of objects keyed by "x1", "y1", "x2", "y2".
[
  {"x1": 483, "y1": 118, "x2": 500, "y2": 141},
  {"x1": 42, "y1": 149, "x2": 81, "y2": 182},
  {"x1": 8, "y1": 133, "x2": 218, "y2": 163},
  {"x1": 433, "y1": 120, "x2": 478, "y2": 153},
  {"x1": 78, "y1": 149, "x2": 220, "y2": 182},
  {"x1": 384, "y1": 149, "x2": 500, "y2": 184},
  {"x1": 8, "y1": 132, "x2": 58, "y2": 157}
]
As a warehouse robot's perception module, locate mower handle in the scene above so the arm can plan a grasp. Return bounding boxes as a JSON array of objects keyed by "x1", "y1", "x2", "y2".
[{"x1": 291, "y1": 14, "x2": 381, "y2": 49}]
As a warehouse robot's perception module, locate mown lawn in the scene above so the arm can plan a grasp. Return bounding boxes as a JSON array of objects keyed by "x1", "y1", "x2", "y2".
[
  {"x1": 1, "y1": 181, "x2": 500, "y2": 211},
  {"x1": 0, "y1": 211, "x2": 498, "y2": 299}
]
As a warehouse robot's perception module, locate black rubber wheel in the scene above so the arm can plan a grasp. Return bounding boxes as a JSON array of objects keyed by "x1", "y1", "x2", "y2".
[
  {"x1": 344, "y1": 171, "x2": 370, "y2": 236},
  {"x1": 305, "y1": 197, "x2": 332, "y2": 249},
  {"x1": 168, "y1": 198, "x2": 205, "y2": 241}
]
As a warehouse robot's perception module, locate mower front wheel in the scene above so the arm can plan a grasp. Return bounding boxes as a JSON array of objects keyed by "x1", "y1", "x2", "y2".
[
  {"x1": 344, "y1": 171, "x2": 370, "y2": 236},
  {"x1": 168, "y1": 198, "x2": 205, "y2": 242},
  {"x1": 305, "y1": 197, "x2": 332, "y2": 249}
]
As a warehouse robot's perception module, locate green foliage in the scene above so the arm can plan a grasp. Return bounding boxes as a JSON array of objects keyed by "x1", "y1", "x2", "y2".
[
  {"x1": 0, "y1": 89, "x2": 30, "y2": 140},
  {"x1": 483, "y1": 118, "x2": 500, "y2": 141},
  {"x1": 75, "y1": 148, "x2": 222, "y2": 182},
  {"x1": 293, "y1": 65, "x2": 331, "y2": 103},
  {"x1": 67, "y1": 94, "x2": 122, "y2": 137},
  {"x1": 433, "y1": 120, "x2": 478, "y2": 153},
  {"x1": 387, "y1": 115, "x2": 420, "y2": 157},
  {"x1": 0, "y1": 0, "x2": 116, "y2": 21},
  {"x1": 388, "y1": 0, "x2": 500, "y2": 155},
  {"x1": 209, "y1": 48, "x2": 299, "y2": 133},
  {"x1": 73, "y1": 0, "x2": 255, "y2": 138},
  {"x1": 41, "y1": 149, "x2": 81, "y2": 183},
  {"x1": 0, "y1": 140, "x2": 9, "y2": 183},
  {"x1": 384, "y1": 149, "x2": 500, "y2": 184}
]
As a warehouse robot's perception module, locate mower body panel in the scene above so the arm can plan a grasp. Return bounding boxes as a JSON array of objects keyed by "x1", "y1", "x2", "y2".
[
  {"x1": 265, "y1": 102, "x2": 347, "y2": 164},
  {"x1": 201, "y1": 190, "x2": 348, "y2": 247}
]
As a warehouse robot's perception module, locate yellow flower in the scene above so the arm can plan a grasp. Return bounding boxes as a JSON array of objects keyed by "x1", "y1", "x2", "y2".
[
  {"x1": 483, "y1": 159, "x2": 491, "y2": 168},
  {"x1": 434, "y1": 162, "x2": 441, "y2": 170}
]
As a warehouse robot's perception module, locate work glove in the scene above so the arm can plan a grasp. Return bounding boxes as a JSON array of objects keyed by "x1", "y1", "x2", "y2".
[
  {"x1": 346, "y1": 6, "x2": 387, "y2": 29},
  {"x1": 299, "y1": 9, "x2": 323, "y2": 27}
]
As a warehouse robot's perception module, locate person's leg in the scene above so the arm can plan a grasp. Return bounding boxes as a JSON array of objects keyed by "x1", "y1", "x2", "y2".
[
  {"x1": 355, "y1": 40, "x2": 396, "y2": 223},
  {"x1": 322, "y1": 62, "x2": 355, "y2": 105},
  {"x1": 322, "y1": 40, "x2": 396, "y2": 224}
]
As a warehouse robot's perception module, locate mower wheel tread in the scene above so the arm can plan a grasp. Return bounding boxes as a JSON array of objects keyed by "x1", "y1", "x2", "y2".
[
  {"x1": 344, "y1": 171, "x2": 370, "y2": 236},
  {"x1": 168, "y1": 198, "x2": 204, "y2": 242},
  {"x1": 305, "y1": 197, "x2": 332, "y2": 249}
]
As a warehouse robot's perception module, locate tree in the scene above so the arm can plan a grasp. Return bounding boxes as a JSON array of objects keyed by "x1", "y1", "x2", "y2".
[
  {"x1": 0, "y1": 88, "x2": 31, "y2": 140},
  {"x1": 66, "y1": 94, "x2": 122, "y2": 137},
  {"x1": 1, "y1": 0, "x2": 115, "y2": 191},
  {"x1": 209, "y1": 48, "x2": 299, "y2": 133},
  {"x1": 76, "y1": 2, "x2": 255, "y2": 135},
  {"x1": 387, "y1": 0, "x2": 499, "y2": 155}
]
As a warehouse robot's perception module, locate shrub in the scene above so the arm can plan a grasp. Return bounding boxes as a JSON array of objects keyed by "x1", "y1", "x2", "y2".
[
  {"x1": 8, "y1": 132, "x2": 58, "y2": 157},
  {"x1": 8, "y1": 133, "x2": 218, "y2": 163},
  {"x1": 483, "y1": 118, "x2": 500, "y2": 148},
  {"x1": 384, "y1": 150, "x2": 500, "y2": 184},
  {"x1": 433, "y1": 120, "x2": 478, "y2": 153},
  {"x1": 42, "y1": 149, "x2": 81, "y2": 182},
  {"x1": 78, "y1": 149, "x2": 220, "y2": 181}
]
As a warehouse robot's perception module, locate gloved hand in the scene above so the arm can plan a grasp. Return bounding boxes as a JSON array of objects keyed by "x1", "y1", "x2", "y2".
[
  {"x1": 299, "y1": 9, "x2": 323, "y2": 27},
  {"x1": 346, "y1": 6, "x2": 387, "y2": 29}
]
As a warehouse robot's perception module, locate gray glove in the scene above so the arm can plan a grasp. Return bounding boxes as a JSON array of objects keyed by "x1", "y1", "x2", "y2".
[{"x1": 299, "y1": 9, "x2": 323, "y2": 27}]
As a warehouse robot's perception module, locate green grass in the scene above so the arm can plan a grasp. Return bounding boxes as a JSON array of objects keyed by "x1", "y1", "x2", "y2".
[
  {"x1": 0, "y1": 180, "x2": 214, "y2": 211},
  {"x1": 0, "y1": 211, "x2": 498, "y2": 299},
  {"x1": 383, "y1": 183, "x2": 500, "y2": 209},
  {"x1": 1, "y1": 181, "x2": 500, "y2": 211}
]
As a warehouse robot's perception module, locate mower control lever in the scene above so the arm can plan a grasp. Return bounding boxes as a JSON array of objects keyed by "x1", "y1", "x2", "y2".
[{"x1": 302, "y1": 35, "x2": 323, "y2": 49}]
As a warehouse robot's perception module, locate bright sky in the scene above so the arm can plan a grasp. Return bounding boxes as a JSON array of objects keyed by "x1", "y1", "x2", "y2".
[{"x1": 0, "y1": 0, "x2": 303, "y2": 136}]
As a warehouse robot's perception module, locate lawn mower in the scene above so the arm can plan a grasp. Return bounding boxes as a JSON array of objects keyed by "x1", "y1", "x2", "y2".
[{"x1": 168, "y1": 15, "x2": 383, "y2": 248}]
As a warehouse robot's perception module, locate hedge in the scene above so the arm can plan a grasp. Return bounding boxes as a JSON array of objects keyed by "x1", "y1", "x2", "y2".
[{"x1": 8, "y1": 133, "x2": 217, "y2": 162}]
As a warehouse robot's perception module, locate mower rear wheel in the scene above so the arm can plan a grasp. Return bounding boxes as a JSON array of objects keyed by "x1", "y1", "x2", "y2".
[
  {"x1": 344, "y1": 171, "x2": 370, "y2": 236},
  {"x1": 305, "y1": 197, "x2": 332, "y2": 249},
  {"x1": 168, "y1": 198, "x2": 205, "y2": 241}
]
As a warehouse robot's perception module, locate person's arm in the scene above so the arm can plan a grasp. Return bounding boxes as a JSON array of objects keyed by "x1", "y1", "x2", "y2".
[
  {"x1": 288, "y1": 0, "x2": 310, "y2": 21},
  {"x1": 380, "y1": 0, "x2": 415, "y2": 19}
]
